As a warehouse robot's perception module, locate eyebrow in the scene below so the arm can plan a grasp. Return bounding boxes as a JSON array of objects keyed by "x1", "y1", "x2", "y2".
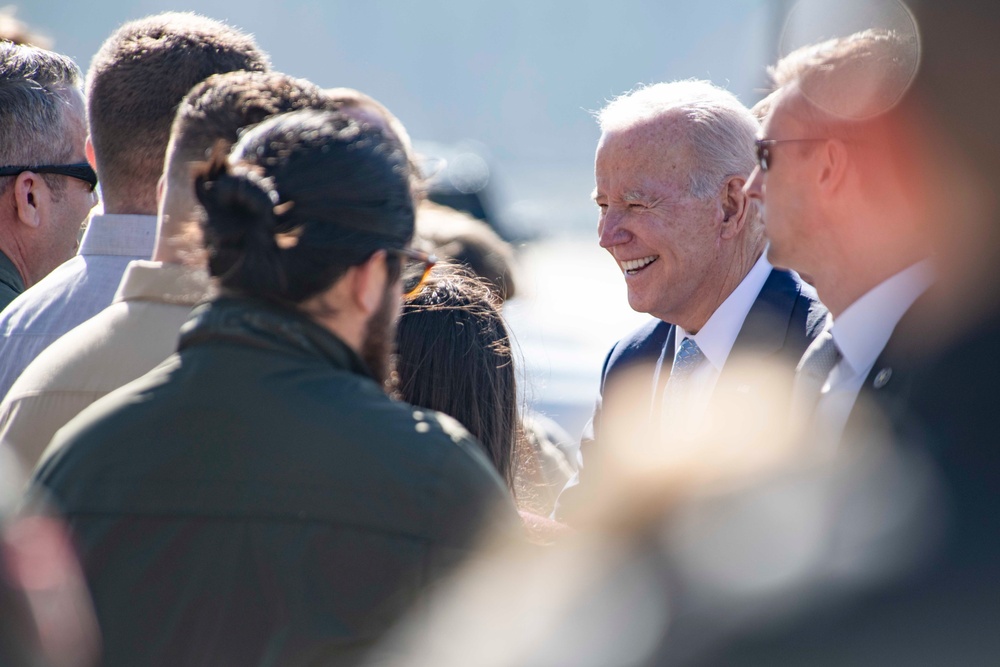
[{"x1": 622, "y1": 190, "x2": 648, "y2": 203}]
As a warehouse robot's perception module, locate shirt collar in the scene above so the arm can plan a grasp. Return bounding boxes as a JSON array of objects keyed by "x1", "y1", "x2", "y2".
[
  {"x1": 830, "y1": 259, "x2": 935, "y2": 377},
  {"x1": 113, "y1": 260, "x2": 212, "y2": 306},
  {"x1": 675, "y1": 252, "x2": 773, "y2": 370},
  {"x1": 78, "y1": 213, "x2": 157, "y2": 258}
]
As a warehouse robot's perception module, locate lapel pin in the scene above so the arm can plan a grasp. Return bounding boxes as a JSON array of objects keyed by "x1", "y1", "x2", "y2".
[{"x1": 873, "y1": 367, "x2": 892, "y2": 389}]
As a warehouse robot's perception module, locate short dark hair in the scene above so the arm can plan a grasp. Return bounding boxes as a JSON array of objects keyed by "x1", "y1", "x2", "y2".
[
  {"x1": 194, "y1": 109, "x2": 415, "y2": 304},
  {"x1": 167, "y1": 71, "x2": 338, "y2": 172},
  {"x1": 0, "y1": 42, "x2": 82, "y2": 194},
  {"x1": 87, "y1": 12, "x2": 269, "y2": 208},
  {"x1": 395, "y1": 265, "x2": 521, "y2": 491}
]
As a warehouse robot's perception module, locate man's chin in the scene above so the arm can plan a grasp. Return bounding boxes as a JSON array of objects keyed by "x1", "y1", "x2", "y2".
[{"x1": 625, "y1": 293, "x2": 656, "y2": 318}]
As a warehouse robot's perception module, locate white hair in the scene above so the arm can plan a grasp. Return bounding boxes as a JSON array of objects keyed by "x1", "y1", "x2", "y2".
[{"x1": 597, "y1": 80, "x2": 761, "y2": 213}]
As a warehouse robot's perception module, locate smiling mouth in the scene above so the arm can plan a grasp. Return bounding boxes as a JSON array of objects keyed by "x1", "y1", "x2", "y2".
[{"x1": 621, "y1": 255, "x2": 658, "y2": 274}]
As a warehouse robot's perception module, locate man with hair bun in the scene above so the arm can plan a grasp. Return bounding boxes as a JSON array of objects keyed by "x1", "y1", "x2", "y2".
[
  {"x1": 0, "y1": 11, "x2": 270, "y2": 398},
  {"x1": 561, "y1": 80, "x2": 823, "y2": 516},
  {"x1": 0, "y1": 42, "x2": 96, "y2": 312},
  {"x1": 30, "y1": 108, "x2": 514, "y2": 666}
]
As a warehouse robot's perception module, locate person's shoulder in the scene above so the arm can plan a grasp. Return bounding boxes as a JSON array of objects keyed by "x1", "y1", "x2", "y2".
[
  {"x1": 766, "y1": 268, "x2": 828, "y2": 339},
  {"x1": 362, "y1": 394, "x2": 495, "y2": 470},
  {"x1": 30, "y1": 357, "x2": 180, "y2": 505},
  {"x1": 0, "y1": 256, "x2": 87, "y2": 331},
  {"x1": 6, "y1": 302, "x2": 135, "y2": 396},
  {"x1": 605, "y1": 317, "x2": 670, "y2": 371}
]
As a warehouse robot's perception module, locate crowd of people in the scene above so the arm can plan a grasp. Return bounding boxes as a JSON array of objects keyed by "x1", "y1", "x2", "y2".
[{"x1": 0, "y1": 1, "x2": 997, "y2": 665}]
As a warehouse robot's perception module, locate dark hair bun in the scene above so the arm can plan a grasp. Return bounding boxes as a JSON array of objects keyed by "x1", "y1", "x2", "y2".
[
  {"x1": 191, "y1": 109, "x2": 416, "y2": 305},
  {"x1": 195, "y1": 154, "x2": 285, "y2": 297}
]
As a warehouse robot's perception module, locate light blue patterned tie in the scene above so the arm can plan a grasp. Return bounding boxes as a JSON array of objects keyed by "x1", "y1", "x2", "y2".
[
  {"x1": 663, "y1": 337, "x2": 704, "y2": 400},
  {"x1": 671, "y1": 337, "x2": 704, "y2": 382},
  {"x1": 660, "y1": 337, "x2": 705, "y2": 427}
]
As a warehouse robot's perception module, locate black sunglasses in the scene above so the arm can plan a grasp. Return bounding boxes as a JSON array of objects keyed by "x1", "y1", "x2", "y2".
[
  {"x1": 754, "y1": 138, "x2": 828, "y2": 172},
  {"x1": 388, "y1": 248, "x2": 437, "y2": 298},
  {"x1": 0, "y1": 162, "x2": 98, "y2": 192}
]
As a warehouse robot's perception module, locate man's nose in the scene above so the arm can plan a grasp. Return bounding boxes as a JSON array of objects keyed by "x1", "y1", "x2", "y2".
[
  {"x1": 598, "y1": 209, "x2": 631, "y2": 248},
  {"x1": 744, "y1": 165, "x2": 764, "y2": 201}
]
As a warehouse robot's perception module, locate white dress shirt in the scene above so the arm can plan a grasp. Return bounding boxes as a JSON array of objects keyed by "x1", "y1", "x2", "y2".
[
  {"x1": 665, "y1": 252, "x2": 773, "y2": 423},
  {"x1": 0, "y1": 214, "x2": 157, "y2": 399},
  {"x1": 815, "y1": 260, "x2": 934, "y2": 444}
]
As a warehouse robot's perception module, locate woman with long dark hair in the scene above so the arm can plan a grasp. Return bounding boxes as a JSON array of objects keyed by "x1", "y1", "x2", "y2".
[{"x1": 395, "y1": 265, "x2": 569, "y2": 540}]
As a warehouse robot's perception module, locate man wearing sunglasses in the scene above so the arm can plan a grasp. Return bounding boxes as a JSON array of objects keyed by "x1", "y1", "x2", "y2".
[
  {"x1": 0, "y1": 13, "x2": 270, "y2": 401},
  {"x1": 0, "y1": 42, "x2": 96, "y2": 313},
  {"x1": 743, "y1": 30, "x2": 930, "y2": 451}
]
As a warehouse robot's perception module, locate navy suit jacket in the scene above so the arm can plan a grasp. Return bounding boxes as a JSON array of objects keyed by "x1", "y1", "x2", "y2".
[{"x1": 575, "y1": 268, "x2": 826, "y2": 486}]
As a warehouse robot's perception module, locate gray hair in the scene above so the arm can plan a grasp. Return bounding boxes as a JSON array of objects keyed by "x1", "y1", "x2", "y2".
[
  {"x1": 597, "y1": 80, "x2": 761, "y2": 226},
  {"x1": 0, "y1": 41, "x2": 82, "y2": 194}
]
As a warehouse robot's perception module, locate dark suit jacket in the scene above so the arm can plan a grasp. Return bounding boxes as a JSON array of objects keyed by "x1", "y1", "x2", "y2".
[
  {"x1": 562, "y1": 268, "x2": 826, "y2": 512},
  {"x1": 840, "y1": 293, "x2": 934, "y2": 446},
  {"x1": 686, "y1": 297, "x2": 1000, "y2": 666}
]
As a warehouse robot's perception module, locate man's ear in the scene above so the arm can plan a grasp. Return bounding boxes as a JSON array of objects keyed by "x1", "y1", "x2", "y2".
[
  {"x1": 817, "y1": 138, "x2": 850, "y2": 194},
  {"x1": 720, "y1": 175, "x2": 749, "y2": 240},
  {"x1": 12, "y1": 171, "x2": 45, "y2": 229},
  {"x1": 350, "y1": 250, "x2": 390, "y2": 316}
]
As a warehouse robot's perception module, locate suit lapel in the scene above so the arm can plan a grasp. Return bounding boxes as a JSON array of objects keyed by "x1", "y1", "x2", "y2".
[
  {"x1": 650, "y1": 324, "x2": 677, "y2": 425},
  {"x1": 719, "y1": 269, "x2": 802, "y2": 386},
  {"x1": 843, "y1": 292, "x2": 931, "y2": 441}
]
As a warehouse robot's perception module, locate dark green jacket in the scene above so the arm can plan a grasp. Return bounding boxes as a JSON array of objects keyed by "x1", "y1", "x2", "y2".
[
  {"x1": 0, "y1": 249, "x2": 24, "y2": 313},
  {"x1": 32, "y1": 296, "x2": 514, "y2": 666}
]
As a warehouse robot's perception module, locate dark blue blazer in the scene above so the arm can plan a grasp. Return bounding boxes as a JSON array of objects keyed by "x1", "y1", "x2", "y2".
[{"x1": 581, "y1": 267, "x2": 827, "y2": 466}]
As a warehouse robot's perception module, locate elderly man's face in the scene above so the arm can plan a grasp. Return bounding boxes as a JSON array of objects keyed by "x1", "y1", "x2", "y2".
[{"x1": 594, "y1": 120, "x2": 723, "y2": 326}]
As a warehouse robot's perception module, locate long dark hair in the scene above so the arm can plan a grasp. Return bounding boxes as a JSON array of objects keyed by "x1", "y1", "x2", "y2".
[
  {"x1": 394, "y1": 265, "x2": 522, "y2": 493},
  {"x1": 193, "y1": 108, "x2": 415, "y2": 305}
]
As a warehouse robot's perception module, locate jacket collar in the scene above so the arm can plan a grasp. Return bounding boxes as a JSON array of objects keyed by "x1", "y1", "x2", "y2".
[
  {"x1": 179, "y1": 296, "x2": 376, "y2": 381},
  {"x1": 0, "y1": 248, "x2": 24, "y2": 296}
]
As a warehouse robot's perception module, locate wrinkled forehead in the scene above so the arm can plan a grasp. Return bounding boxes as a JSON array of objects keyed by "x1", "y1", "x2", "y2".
[{"x1": 596, "y1": 116, "x2": 696, "y2": 183}]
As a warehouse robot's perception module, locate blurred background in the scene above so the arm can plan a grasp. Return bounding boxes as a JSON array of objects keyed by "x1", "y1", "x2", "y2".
[{"x1": 16, "y1": 0, "x2": 794, "y2": 438}]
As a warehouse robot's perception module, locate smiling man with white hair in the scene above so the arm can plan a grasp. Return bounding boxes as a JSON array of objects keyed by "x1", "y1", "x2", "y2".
[{"x1": 559, "y1": 80, "x2": 825, "y2": 515}]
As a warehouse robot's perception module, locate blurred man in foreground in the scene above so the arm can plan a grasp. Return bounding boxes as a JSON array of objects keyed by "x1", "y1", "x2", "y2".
[
  {"x1": 724, "y1": 13, "x2": 1000, "y2": 662},
  {"x1": 744, "y1": 30, "x2": 930, "y2": 450}
]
